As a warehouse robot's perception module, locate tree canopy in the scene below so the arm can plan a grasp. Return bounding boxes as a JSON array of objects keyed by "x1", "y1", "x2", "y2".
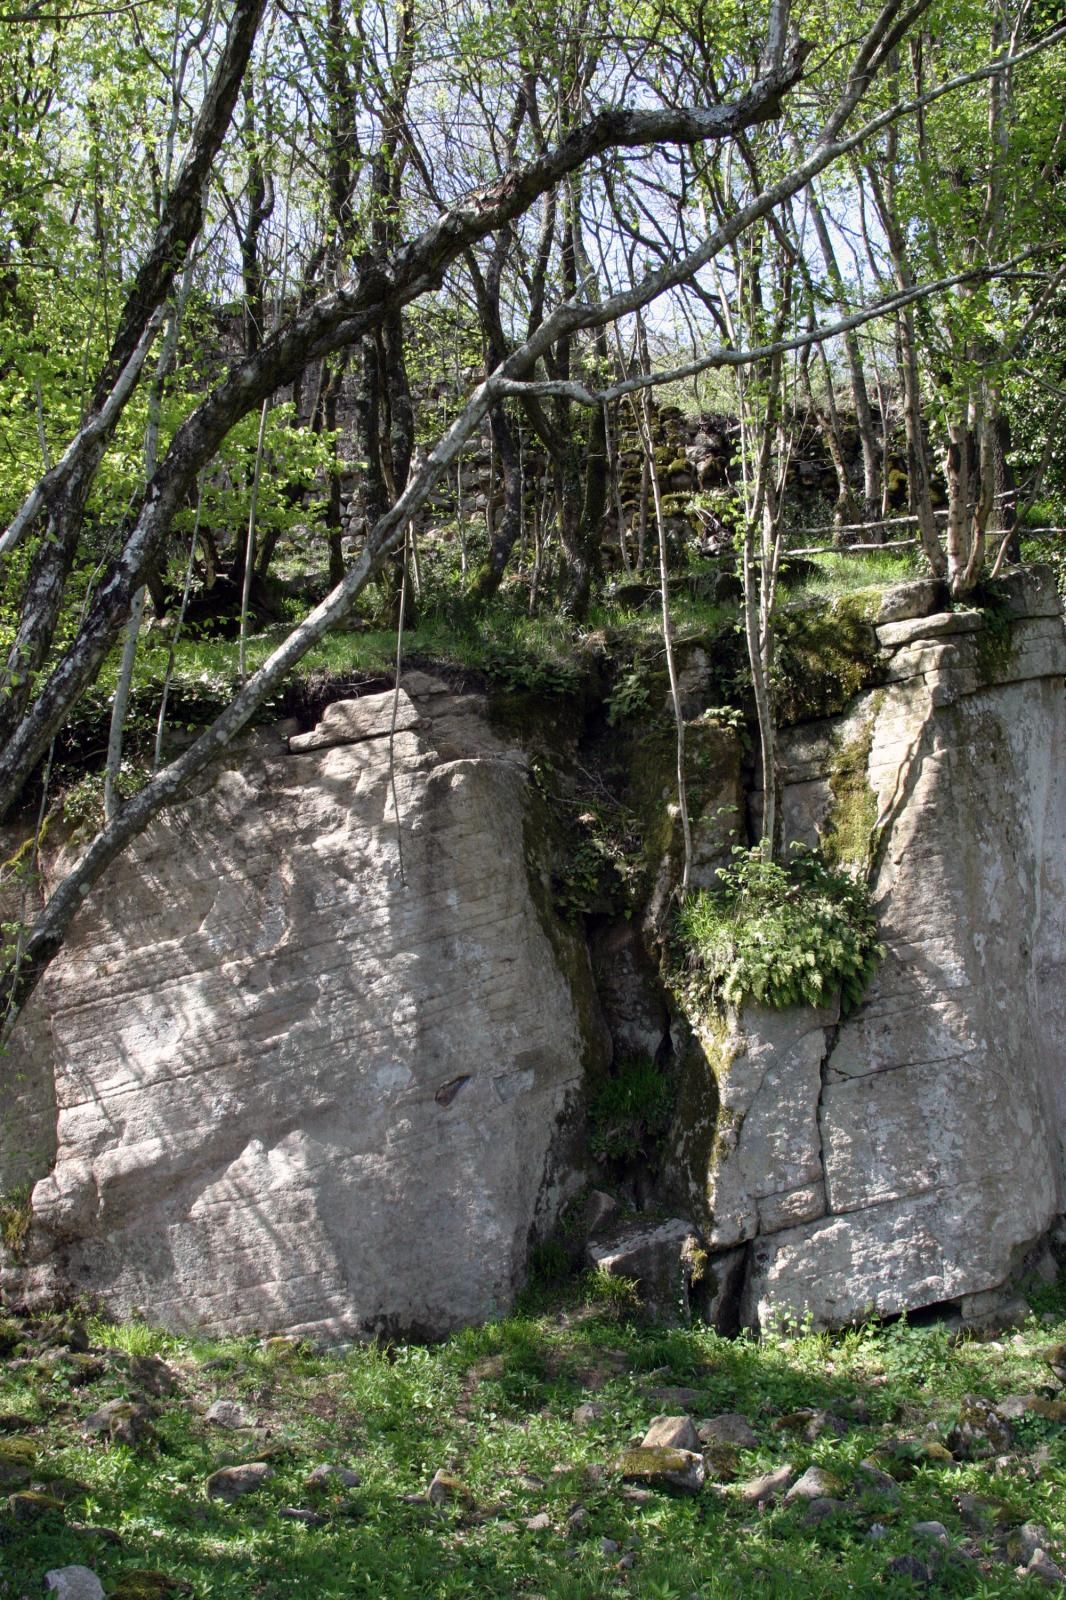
[{"x1": 0, "y1": 0, "x2": 1064, "y2": 1028}]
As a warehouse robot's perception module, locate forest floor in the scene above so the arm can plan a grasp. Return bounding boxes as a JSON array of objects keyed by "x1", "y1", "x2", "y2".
[{"x1": 2, "y1": 1270, "x2": 1066, "y2": 1599}]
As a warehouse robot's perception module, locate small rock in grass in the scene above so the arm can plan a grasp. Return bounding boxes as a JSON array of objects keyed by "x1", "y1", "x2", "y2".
[
  {"x1": 43, "y1": 1567, "x2": 105, "y2": 1600},
  {"x1": 857, "y1": 1459, "x2": 900, "y2": 1500},
  {"x1": 1007, "y1": 1523, "x2": 1055, "y2": 1565},
  {"x1": 701, "y1": 1442, "x2": 739, "y2": 1482},
  {"x1": 82, "y1": 1399, "x2": 154, "y2": 1447},
  {"x1": 737, "y1": 1464, "x2": 795, "y2": 1505},
  {"x1": 641, "y1": 1416, "x2": 700, "y2": 1453},
  {"x1": 205, "y1": 1398, "x2": 251, "y2": 1429},
  {"x1": 866, "y1": 1522, "x2": 889, "y2": 1542},
  {"x1": 7, "y1": 1490, "x2": 65, "y2": 1523},
  {"x1": 306, "y1": 1463, "x2": 361, "y2": 1490},
  {"x1": 566, "y1": 1505, "x2": 589, "y2": 1533},
  {"x1": 1019, "y1": 1549, "x2": 1066, "y2": 1587},
  {"x1": 1038, "y1": 1344, "x2": 1066, "y2": 1382},
  {"x1": 278, "y1": 1507, "x2": 327, "y2": 1525},
  {"x1": 37, "y1": 1475, "x2": 90, "y2": 1504},
  {"x1": 639, "y1": 1386, "x2": 705, "y2": 1410},
  {"x1": 954, "y1": 1492, "x2": 1008, "y2": 1531},
  {"x1": 128, "y1": 1356, "x2": 178, "y2": 1397},
  {"x1": 886, "y1": 1554, "x2": 931, "y2": 1583},
  {"x1": 774, "y1": 1409, "x2": 816, "y2": 1435},
  {"x1": 525, "y1": 1511, "x2": 551, "y2": 1532},
  {"x1": 427, "y1": 1469, "x2": 475, "y2": 1507},
  {"x1": 573, "y1": 1402, "x2": 605, "y2": 1428},
  {"x1": 619, "y1": 1446, "x2": 704, "y2": 1495},
  {"x1": 261, "y1": 1336, "x2": 302, "y2": 1356},
  {"x1": 994, "y1": 1395, "x2": 1036, "y2": 1421},
  {"x1": 911, "y1": 1520, "x2": 949, "y2": 1542},
  {"x1": 0, "y1": 1412, "x2": 37, "y2": 1432},
  {"x1": 620, "y1": 1485, "x2": 656, "y2": 1505},
  {"x1": 1029, "y1": 1398, "x2": 1066, "y2": 1423},
  {"x1": 0, "y1": 1439, "x2": 34, "y2": 1487},
  {"x1": 804, "y1": 1497, "x2": 847, "y2": 1524},
  {"x1": 697, "y1": 1414, "x2": 758, "y2": 1451},
  {"x1": 784, "y1": 1465, "x2": 844, "y2": 1502},
  {"x1": 205, "y1": 1462, "x2": 271, "y2": 1502},
  {"x1": 947, "y1": 1396, "x2": 1013, "y2": 1459},
  {"x1": 600, "y1": 1537, "x2": 620, "y2": 1555},
  {"x1": 68, "y1": 1523, "x2": 122, "y2": 1545}
]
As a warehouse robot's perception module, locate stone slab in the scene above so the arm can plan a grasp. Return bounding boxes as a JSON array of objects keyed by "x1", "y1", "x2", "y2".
[
  {"x1": 876, "y1": 610, "x2": 982, "y2": 649},
  {"x1": 288, "y1": 691, "x2": 421, "y2": 751}
]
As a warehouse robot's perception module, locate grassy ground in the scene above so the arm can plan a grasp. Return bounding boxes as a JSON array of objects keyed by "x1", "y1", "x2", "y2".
[{"x1": 2, "y1": 1274, "x2": 1066, "y2": 1599}]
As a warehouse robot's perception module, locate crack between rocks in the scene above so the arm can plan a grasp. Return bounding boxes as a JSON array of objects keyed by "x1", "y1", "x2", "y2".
[{"x1": 814, "y1": 1017, "x2": 839, "y2": 1218}]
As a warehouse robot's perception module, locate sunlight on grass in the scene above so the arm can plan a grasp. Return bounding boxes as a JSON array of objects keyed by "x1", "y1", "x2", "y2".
[{"x1": 3, "y1": 1282, "x2": 1066, "y2": 1597}]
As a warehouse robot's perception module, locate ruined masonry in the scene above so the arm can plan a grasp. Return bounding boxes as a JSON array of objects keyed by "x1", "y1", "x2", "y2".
[{"x1": 2, "y1": 568, "x2": 1064, "y2": 1336}]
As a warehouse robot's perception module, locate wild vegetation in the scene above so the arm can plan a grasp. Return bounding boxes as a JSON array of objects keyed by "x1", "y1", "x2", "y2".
[
  {"x1": 2, "y1": 1275, "x2": 1066, "y2": 1597},
  {"x1": 0, "y1": 0, "x2": 1063, "y2": 1033}
]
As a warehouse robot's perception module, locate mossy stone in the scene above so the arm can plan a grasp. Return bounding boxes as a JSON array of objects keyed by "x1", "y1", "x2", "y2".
[
  {"x1": 6, "y1": 1488, "x2": 66, "y2": 1522},
  {"x1": 775, "y1": 598, "x2": 883, "y2": 725},
  {"x1": 109, "y1": 1572, "x2": 194, "y2": 1599},
  {"x1": 0, "y1": 1316, "x2": 23, "y2": 1356},
  {"x1": 619, "y1": 1445, "x2": 704, "y2": 1493},
  {"x1": 821, "y1": 697, "x2": 882, "y2": 871}
]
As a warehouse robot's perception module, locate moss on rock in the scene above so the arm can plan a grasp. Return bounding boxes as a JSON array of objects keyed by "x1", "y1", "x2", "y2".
[
  {"x1": 820, "y1": 696, "x2": 883, "y2": 872},
  {"x1": 775, "y1": 597, "x2": 883, "y2": 725}
]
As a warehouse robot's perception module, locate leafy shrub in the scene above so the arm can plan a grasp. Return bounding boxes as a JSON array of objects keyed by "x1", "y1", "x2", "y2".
[
  {"x1": 606, "y1": 668, "x2": 652, "y2": 725},
  {"x1": 677, "y1": 843, "x2": 883, "y2": 1012},
  {"x1": 0, "y1": 1184, "x2": 32, "y2": 1260},
  {"x1": 588, "y1": 1056, "x2": 674, "y2": 1163}
]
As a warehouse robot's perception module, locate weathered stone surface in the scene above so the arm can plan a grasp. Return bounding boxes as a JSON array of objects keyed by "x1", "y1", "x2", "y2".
[
  {"x1": 5, "y1": 587, "x2": 1066, "y2": 1342},
  {"x1": 205, "y1": 1462, "x2": 271, "y2": 1502},
  {"x1": 205, "y1": 1399, "x2": 251, "y2": 1429},
  {"x1": 677, "y1": 1004, "x2": 835, "y2": 1249},
  {"x1": 742, "y1": 601, "x2": 1066, "y2": 1329},
  {"x1": 641, "y1": 1416, "x2": 700, "y2": 1453},
  {"x1": 619, "y1": 1445, "x2": 705, "y2": 1495},
  {"x1": 874, "y1": 579, "x2": 946, "y2": 625},
  {"x1": 994, "y1": 563, "x2": 1062, "y2": 618},
  {"x1": 698, "y1": 1414, "x2": 758, "y2": 1451},
  {"x1": 736, "y1": 1463, "x2": 794, "y2": 1504},
  {"x1": 876, "y1": 609, "x2": 982, "y2": 649},
  {"x1": 287, "y1": 691, "x2": 421, "y2": 750},
  {"x1": 5, "y1": 685, "x2": 593, "y2": 1341},
  {"x1": 587, "y1": 1217, "x2": 704, "y2": 1321},
  {"x1": 44, "y1": 1567, "x2": 105, "y2": 1600},
  {"x1": 785, "y1": 1465, "x2": 844, "y2": 1502}
]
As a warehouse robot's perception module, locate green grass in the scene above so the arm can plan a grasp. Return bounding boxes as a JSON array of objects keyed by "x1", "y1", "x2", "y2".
[
  {"x1": 789, "y1": 548, "x2": 928, "y2": 602},
  {"x1": 2, "y1": 1281, "x2": 1066, "y2": 1598}
]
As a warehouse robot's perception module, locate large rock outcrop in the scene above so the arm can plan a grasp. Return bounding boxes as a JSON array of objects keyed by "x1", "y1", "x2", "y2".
[
  {"x1": 2, "y1": 675, "x2": 596, "y2": 1340},
  {"x1": 675, "y1": 568, "x2": 1066, "y2": 1327},
  {"x1": 2, "y1": 570, "x2": 1064, "y2": 1338}
]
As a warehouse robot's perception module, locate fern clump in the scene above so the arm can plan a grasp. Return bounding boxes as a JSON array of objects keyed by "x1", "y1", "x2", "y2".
[{"x1": 677, "y1": 843, "x2": 883, "y2": 1012}]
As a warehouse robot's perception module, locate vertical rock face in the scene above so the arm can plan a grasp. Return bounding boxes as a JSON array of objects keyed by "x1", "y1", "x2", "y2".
[
  {"x1": 3, "y1": 677, "x2": 594, "y2": 1340},
  {"x1": 679, "y1": 569, "x2": 1066, "y2": 1328},
  {"x1": 3, "y1": 573, "x2": 1064, "y2": 1338}
]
